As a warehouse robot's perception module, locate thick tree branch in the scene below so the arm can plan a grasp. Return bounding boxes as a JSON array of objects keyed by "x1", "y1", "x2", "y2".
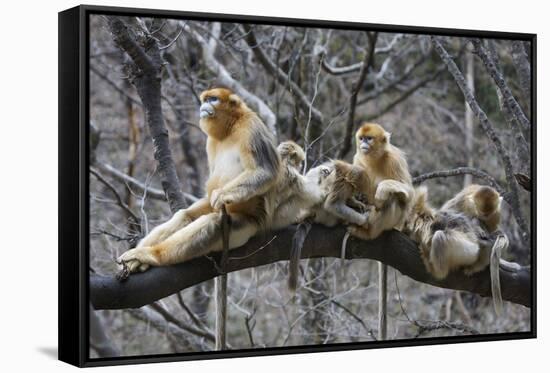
[
  {"x1": 90, "y1": 225, "x2": 531, "y2": 310},
  {"x1": 106, "y1": 16, "x2": 187, "y2": 213}
]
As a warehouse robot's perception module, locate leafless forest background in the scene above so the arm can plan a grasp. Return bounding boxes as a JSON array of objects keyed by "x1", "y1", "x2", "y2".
[{"x1": 88, "y1": 15, "x2": 532, "y2": 357}]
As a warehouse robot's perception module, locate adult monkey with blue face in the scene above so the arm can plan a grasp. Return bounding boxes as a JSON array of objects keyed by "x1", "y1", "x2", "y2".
[
  {"x1": 348, "y1": 123, "x2": 414, "y2": 240},
  {"x1": 117, "y1": 88, "x2": 282, "y2": 273}
]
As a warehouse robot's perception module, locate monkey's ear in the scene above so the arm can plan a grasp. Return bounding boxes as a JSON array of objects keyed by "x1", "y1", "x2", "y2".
[{"x1": 228, "y1": 94, "x2": 240, "y2": 106}]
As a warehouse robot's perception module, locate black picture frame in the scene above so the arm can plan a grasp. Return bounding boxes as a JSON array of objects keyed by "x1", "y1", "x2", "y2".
[{"x1": 59, "y1": 4, "x2": 537, "y2": 367}]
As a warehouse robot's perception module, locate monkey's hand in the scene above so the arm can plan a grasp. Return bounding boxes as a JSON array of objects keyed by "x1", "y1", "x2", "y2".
[
  {"x1": 117, "y1": 247, "x2": 159, "y2": 274},
  {"x1": 210, "y1": 189, "x2": 235, "y2": 210},
  {"x1": 347, "y1": 197, "x2": 369, "y2": 214},
  {"x1": 347, "y1": 224, "x2": 372, "y2": 240},
  {"x1": 359, "y1": 205, "x2": 375, "y2": 225}
]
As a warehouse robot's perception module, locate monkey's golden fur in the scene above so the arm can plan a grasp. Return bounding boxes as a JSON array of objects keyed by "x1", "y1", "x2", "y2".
[
  {"x1": 117, "y1": 88, "x2": 282, "y2": 272},
  {"x1": 441, "y1": 184, "x2": 501, "y2": 233},
  {"x1": 306, "y1": 160, "x2": 371, "y2": 227},
  {"x1": 272, "y1": 141, "x2": 326, "y2": 293},
  {"x1": 271, "y1": 141, "x2": 324, "y2": 229},
  {"x1": 404, "y1": 185, "x2": 503, "y2": 279},
  {"x1": 349, "y1": 123, "x2": 413, "y2": 240}
]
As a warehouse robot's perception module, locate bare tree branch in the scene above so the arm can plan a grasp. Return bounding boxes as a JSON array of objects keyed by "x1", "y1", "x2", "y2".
[
  {"x1": 473, "y1": 40, "x2": 530, "y2": 174},
  {"x1": 180, "y1": 22, "x2": 277, "y2": 135},
  {"x1": 339, "y1": 32, "x2": 378, "y2": 158},
  {"x1": 413, "y1": 167, "x2": 505, "y2": 195},
  {"x1": 470, "y1": 38, "x2": 531, "y2": 131},
  {"x1": 126, "y1": 307, "x2": 201, "y2": 351},
  {"x1": 321, "y1": 59, "x2": 363, "y2": 76},
  {"x1": 364, "y1": 64, "x2": 447, "y2": 122},
  {"x1": 432, "y1": 37, "x2": 529, "y2": 240},
  {"x1": 90, "y1": 167, "x2": 141, "y2": 229},
  {"x1": 356, "y1": 53, "x2": 430, "y2": 106},
  {"x1": 510, "y1": 41, "x2": 531, "y2": 107},
  {"x1": 106, "y1": 16, "x2": 187, "y2": 213},
  {"x1": 241, "y1": 24, "x2": 325, "y2": 125},
  {"x1": 149, "y1": 302, "x2": 216, "y2": 343},
  {"x1": 90, "y1": 225, "x2": 531, "y2": 310}
]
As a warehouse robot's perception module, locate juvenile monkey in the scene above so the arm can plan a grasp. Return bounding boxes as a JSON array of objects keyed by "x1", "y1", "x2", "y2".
[
  {"x1": 271, "y1": 141, "x2": 325, "y2": 292},
  {"x1": 349, "y1": 123, "x2": 414, "y2": 240},
  {"x1": 117, "y1": 88, "x2": 281, "y2": 273},
  {"x1": 270, "y1": 141, "x2": 324, "y2": 230},
  {"x1": 305, "y1": 160, "x2": 371, "y2": 228}
]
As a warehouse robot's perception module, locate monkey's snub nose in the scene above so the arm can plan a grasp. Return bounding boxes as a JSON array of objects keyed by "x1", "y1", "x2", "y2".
[{"x1": 199, "y1": 103, "x2": 214, "y2": 118}]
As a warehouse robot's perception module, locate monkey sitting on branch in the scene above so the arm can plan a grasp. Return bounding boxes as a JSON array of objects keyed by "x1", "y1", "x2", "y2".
[
  {"x1": 347, "y1": 123, "x2": 414, "y2": 240},
  {"x1": 117, "y1": 90, "x2": 329, "y2": 276},
  {"x1": 117, "y1": 88, "x2": 285, "y2": 273},
  {"x1": 403, "y1": 184, "x2": 508, "y2": 314}
]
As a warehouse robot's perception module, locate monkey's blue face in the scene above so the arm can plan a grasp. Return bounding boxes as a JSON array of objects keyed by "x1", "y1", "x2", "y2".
[
  {"x1": 358, "y1": 135, "x2": 374, "y2": 154},
  {"x1": 199, "y1": 96, "x2": 220, "y2": 118}
]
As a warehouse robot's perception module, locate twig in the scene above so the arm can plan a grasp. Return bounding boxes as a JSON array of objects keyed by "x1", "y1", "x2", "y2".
[
  {"x1": 241, "y1": 24, "x2": 324, "y2": 125},
  {"x1": 393, "y1": 271, "x2": 479, "y2": 338},
  {"x1": 180, "y1": 22, "x2": 277, "y2": 135},
  {"x1": 176, "y1": 292, "x2": 212, "y2": 333},
  {"x1": 96, "y1": 162, "x2": 198, "y2": 203},
  {"x1": 412, "y1": 167, "x2": 505, "y2": 195},
  {"x1": 90, "y1": 167, "x2": 140, "y2": 229},
  {"x1": 364, "y1": 64, "x2": 447, "y2": 122},
  {"x1": 339, "y1": 32, "x2": 378, "y2": 158},
  {"x1": 149, "y1": 302, "x2": 216, "y2": 343}
]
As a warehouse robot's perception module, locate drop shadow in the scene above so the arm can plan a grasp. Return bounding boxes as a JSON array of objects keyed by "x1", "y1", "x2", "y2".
[{"x1": 37, "y1": 346, "x2": 58, "y2": 360}]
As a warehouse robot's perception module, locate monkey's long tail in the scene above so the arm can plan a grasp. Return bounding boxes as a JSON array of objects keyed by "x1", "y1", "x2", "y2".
[
  {"x1": 288, "y1": 221, "x2": 312, "y2": 294},
  {"x1": 490, "y1": 234, "x2": 508, "y2": 316}
]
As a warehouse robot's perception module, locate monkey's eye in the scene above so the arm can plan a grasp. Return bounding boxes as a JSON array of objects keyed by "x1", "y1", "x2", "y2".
[
  {"x1": 365, "y1": 136, "x2": 373, "y2": 141},
  {"x1": 359, "y1": 136, "x2": 364, "y2": 141},
  {"x1": 206, "y1": 96, "x2": 219, "y2": 104},
  {"x1": 321, "y1": 168, "x2": 331, "y2": 176}
]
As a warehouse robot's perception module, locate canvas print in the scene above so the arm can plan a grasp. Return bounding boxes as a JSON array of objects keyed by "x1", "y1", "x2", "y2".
[{"x1": 87, "y1": 13, "x2": 533, "y2": 359}]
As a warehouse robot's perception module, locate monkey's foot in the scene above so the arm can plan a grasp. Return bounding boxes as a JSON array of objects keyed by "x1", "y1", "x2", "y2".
[
  {"x1": 210, "y1": 189, "x2": 236, "y2": 210},
  {"x1": 117, "y1": 247, "x2": 159, "y2": 274}
]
